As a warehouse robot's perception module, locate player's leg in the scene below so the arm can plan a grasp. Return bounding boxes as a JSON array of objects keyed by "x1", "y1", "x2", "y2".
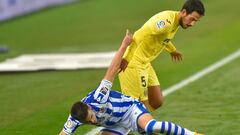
[
  {"x1": 130, "y1": 99, "x2": 202, "y2": 135},
  {"x1": 129, "y1": 101, "x2": 196, "y2": 135},
  {"x1": 119, "y1": 66, "x2": 145, "y2": 100},
  {"x1": 141, "y1": 100, "x2": 155, "y2": 112},
  {"x1": 138, "y1": 113, "x2": 198, "y2": 135},
  {"x1": 148, "y1": 85, "x2": 163, "y2": 109},
  {"x1": 119, "y1": 65, "x2": 162, "y2": 112},
  {"x1": 147, "y1": 65, "x2": 163, "y2": 111}
]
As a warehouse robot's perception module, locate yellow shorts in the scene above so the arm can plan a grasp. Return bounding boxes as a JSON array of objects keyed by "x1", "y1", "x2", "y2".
[{"x1": 119, "y1": 64, "x2": 160, "y2": 101}]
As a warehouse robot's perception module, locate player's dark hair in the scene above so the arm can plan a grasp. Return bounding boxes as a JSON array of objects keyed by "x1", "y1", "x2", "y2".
[
  {"x1": 71, "y1": 101, "x2": 89, "y2": 123},
  {"x1": 181, "y1": 0, "x2": 205, "y2": 16}
]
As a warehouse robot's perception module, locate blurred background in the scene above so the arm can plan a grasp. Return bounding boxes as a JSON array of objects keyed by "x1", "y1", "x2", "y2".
[{"x1": 0, "y1": 0, "x2": 240, "y2": 134}]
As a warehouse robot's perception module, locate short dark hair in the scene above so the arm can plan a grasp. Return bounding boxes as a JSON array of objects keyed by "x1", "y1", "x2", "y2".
[
  {"x1": 181, "y1": 0, "x2": 205, "y2": 16},
  {"x1": 71, "y1": 101, "x2": 89, "y2": 123}
]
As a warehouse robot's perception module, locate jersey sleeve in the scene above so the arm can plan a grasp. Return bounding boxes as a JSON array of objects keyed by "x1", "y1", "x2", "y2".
[
  {"x1": 148, "y1": 12, "x2": 174, "y2": 35},
  {"x1": 151, "y1": 20, "x2": 171, "y2": 35},
  {"x1": 164, "y1": 41, "x2": 176, "y2": 53},
  {"x1": 62, "y1": 115, "x2": 82, "y2": 135},
  {"x1": 93, "y1": 79, "x2": 112, "y2": 103}
]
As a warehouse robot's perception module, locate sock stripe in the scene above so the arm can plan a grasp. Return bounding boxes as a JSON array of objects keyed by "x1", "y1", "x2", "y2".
[
  {"x1": 166, "y1": 122, "x2": 172, "y2": 135},
  {"x1": 174, "y1": 124, "x2": 178, "y2": 135},
  {"x1": 146, "y1": 121, "x2": 190, "y2": 135},
  {"x1": 146, "y1": 120, "x2": 157, "y2": 133},
  {"x1": 181, "y1": 128, "x2": 185, "y2": 135},
  {"x1": 160, "y1": 121, "x2": 165, "y2": 133}
]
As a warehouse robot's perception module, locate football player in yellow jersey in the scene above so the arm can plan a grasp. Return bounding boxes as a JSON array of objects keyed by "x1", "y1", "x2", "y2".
[{"x1": 119, "y1": 0, "x2": 205, "y2": 112}]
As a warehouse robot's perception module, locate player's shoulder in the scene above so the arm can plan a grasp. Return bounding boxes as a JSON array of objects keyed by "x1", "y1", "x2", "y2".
[
  {"x1": 149, "y1": 10, "x2": 178, "y2": 31},
  {"x1": 155, "y1": 10, "x2": 178, "y2": 24}
]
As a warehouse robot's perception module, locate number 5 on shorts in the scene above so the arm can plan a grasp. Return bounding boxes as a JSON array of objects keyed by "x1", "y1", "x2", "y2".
[{"x1": 141, "y1": 76, "x2": 146, "y2": 87}]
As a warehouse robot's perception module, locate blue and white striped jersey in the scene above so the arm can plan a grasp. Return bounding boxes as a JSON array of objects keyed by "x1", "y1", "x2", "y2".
[{"x1": 63, "y1": 79, "x2": 140, "y2": 134}]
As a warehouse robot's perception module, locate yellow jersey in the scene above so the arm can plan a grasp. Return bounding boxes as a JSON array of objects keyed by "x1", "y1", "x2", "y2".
[{"x1": 123, "y1": 11, "x2": 180, "y2": 65}]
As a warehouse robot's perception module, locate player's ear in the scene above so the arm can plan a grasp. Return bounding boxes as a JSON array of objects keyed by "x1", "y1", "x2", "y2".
[{"x1": 181, "y1": 9, "x2": 187, "y2": 16}]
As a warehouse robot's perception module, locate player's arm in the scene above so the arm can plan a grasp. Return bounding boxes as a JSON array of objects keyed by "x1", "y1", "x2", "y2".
[
  {"x1": 151, "y1": 20, "x2": 183, "y2": 61},
  {"x1": 59, "y1": 130, "x2": 67, "y2": 135},
  {"x1": 103, "y1": 30, "x2": 132, "y2": 82},
  {"x1": 120, "y1": 38, "x2": 137, "y2": 71},
  {"x1": 164, "y1": 41, "x2": 176, "y2": 53},
  {"x1": 93, "y1": 31, "x2": 132, "y2": 103},
  {"x1": 59, "y1": 115, "x2": 82, "y2": 135},
  {"x1": 165, "y1": 41, "x2": 183, "y2": 61},
  {"x1": 150, "y1": 13, "x2": 182, "y2": 62},
  {"x1": 122, "y1": 37, "x2": 137, "y2": 62}
]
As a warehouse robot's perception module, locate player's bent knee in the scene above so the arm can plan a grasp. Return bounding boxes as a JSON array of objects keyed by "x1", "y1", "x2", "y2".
[
  {"x1": 149, "y1": 99, "x2": 163, "y2": 110},
  {"x1": 142, "y1": 100, "x2": 163, "y2": 112}
]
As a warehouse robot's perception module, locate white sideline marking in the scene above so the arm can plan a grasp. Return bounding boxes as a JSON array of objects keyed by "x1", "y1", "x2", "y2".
[
  {"x1": 0, "y1": 52, "x2": 116, "y2": 72},
  {"x1": 85, "y1": 49, "x2": 240, "y2": 135},
  {"x1": 163, "y1": 49, "x2": 240, "y2": 96}
]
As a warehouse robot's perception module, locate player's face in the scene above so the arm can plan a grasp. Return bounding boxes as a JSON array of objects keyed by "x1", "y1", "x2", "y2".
[
  {"x1": 180, "y1": 10, "x2": 202, "y2": 29},
  {"x1": 85, "y1": 107, "x2": 97, "y2": 125}
]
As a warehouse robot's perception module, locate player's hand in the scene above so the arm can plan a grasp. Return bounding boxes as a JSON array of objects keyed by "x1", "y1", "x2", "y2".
[
  {"x1": 122, "y1": 29, "x2": 133, "y2": 47},
  {"x1": 170, "y1": 51, "x2": 183, "y2": 62},
  {"x1": 118, "y1": 30, "x2": 132, "y2": 73},
  {"x1": 119, "y1": 59, "x2": 129, "y2": 73}
]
